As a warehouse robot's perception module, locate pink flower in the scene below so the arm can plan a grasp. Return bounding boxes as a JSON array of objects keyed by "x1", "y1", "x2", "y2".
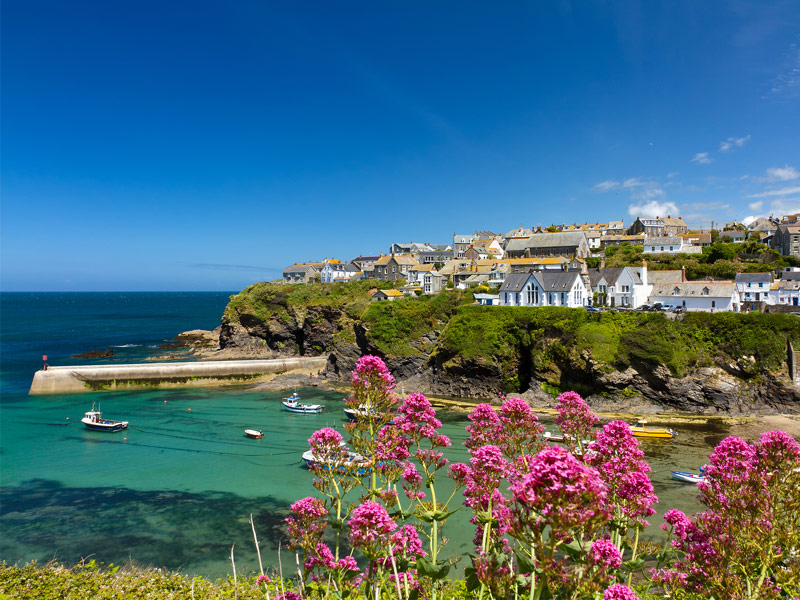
[
  {"x1": 351, "y1": 355, "x2": 395, "y2": 391},
  {"x1": 285, "y1": 496, "x2": 328, "y2": 551},
  {"x1": 256, "y1": 574, "x2": 271, "y2": 584},
  {"x1": 348, "y1": 501, "x2": 397, "y2": 557},
  {"x1": 603, "y1": 584, "x2": 639, "y2": 600},
  {"x1": 589, "y1": 538, "x2": 622, "y2": 569},
  {"x1": 554, "y1": 391, "x2": 598, "y2": 446},
  {"x1": 510, "y1": 446, "x2": 609, "y2": 539},
  {"x1": 465, "y1": 404, "x2": 502, "y2": 450}
]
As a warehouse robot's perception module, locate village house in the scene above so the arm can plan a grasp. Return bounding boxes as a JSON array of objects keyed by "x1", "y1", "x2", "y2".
[
  {"x1": 586, "y1": 265, "x2": 649, "y2": 308},
  {"x1": 373, "y1": 254, "x2": 419, "y2": 281},
  {"x1": 282, "y1": 262, "x2": 324, "y2": 283},
  {"x1": 417, "y1": 248, "x2": 454, "y2": 264},
  {"x1": 628, "y1": 216, "x2": 688, "y2": 237},
  {"x1": 599, "y1": 234, "x2": 647, "y2": 249},
  {"x1": 605, "y1": 220, "x2": 626, "y2": 235},
  {"x1": 771, "y1": 225, "x2": 800, "y2": 257},
  {"x1": 453, "y1": 233, "x2": 476, "y2": 258},
  {"x1": 720, "y1": 230, "x2": 747, "y2": 243},
  {"x1": 642, "y1": 236, "x2": 700, "y2": 255},
  {"x1": 474, "y1": 293, "x2": 500, "y2": 306},
  {"x1": 389, "y1": 242, "x2": 435, "y2": 255},
  {"x1": 351, "y1": 255, "x2": 382, "y2": 271},
  {"x1": 499, "y1": 271, "x2": 589, "y2": 308},
  {"x1": 680, "y1": 232, "x2": 712, "y2": 247},
  {"x1": 649, "y1": 282, "x2": 740, "y2": 312},
  {"x1": 735, "y1": 272, "x2": 772, "y2": 303},
  {"x1": 406, "y1": 264, "x2": 444, "y2": 294},
  {"x1": 319, "y1": 262, "x2": 360, "y2": 283},
  {"x1": 771, "y1": 279, "x2": 800, "y2": 307},
  {"x1": 504, "y1": 232, "x2": 590, "y2": 259},
  {"x1": 371, "y1": 289, "x2": 404, "y2": 302}
]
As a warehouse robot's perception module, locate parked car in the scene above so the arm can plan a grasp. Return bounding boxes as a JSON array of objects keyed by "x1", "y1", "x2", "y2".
[
  {"x1": 639, "y1": 304, "x2": 651, "y2": 311},
  {"x1": 651, "y1": 303, "x2": 663, "y2": 311},
  {"x1": 671, "y1": 306, "x2": 684, "y2": 313},
  {"x1": 660, "y1": 304, "x2": 675, "y2": 311},
  {"x1": 586, "y1": 305, "x2": 601, "y2": 312}
]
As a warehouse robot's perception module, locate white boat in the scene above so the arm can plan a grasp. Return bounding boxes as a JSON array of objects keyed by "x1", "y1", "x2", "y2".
[
  {"x1": 671, "y1": 470, "x2": 705, "y2": 484},
  {"x1": 301, "y1": 449, "x2": 370, "y2": 476},
  {"x1": 543, "y1": 431, "x2": 565, "y2": 442},
  {"x1": 283, "y1": 398, "x2": 323, "y2": 414},
  {"x1": 244, "y1": 429, "x2": 264, "y2": 438},
  {"x1": 81, "y1": 405, "x2": 128, "y2": 432}
]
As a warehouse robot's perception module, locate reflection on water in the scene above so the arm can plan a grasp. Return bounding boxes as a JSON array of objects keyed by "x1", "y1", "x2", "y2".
[{"x1": 0, "y1": 386, "x2": 783, "y2": 579}]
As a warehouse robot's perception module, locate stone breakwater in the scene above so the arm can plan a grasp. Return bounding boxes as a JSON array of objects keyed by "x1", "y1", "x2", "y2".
[{"x1": 29, "y1": 357, "x2": 327, "y2": 395}]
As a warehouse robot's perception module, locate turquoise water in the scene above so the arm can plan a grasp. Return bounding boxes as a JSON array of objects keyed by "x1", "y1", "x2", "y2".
[{"x1": 1, "y1": 293, "x2": 722, "y2": 579}]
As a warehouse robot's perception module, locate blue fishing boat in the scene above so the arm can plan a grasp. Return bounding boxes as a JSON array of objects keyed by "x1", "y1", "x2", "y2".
[{"x1": 301, "y1": 450, "x2": 370, "y2": 476}]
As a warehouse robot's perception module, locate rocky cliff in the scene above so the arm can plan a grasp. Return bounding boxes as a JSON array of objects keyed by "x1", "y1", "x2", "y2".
[{"x1": 215, "y1": 282, "x2": 800, "y2": 415}]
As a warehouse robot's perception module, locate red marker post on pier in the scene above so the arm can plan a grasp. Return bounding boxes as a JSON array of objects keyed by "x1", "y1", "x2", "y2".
[{"x1": 42, "y1": 355, "x2": 48, "y2": 371}]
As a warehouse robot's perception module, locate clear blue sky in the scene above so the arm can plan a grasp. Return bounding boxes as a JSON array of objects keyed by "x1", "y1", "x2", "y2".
[{"x1": 2, "y1": 1, "x2": 799, "y2": 291}]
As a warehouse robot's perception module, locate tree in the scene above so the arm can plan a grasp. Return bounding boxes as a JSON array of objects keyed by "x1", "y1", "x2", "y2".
[
  {"x1": 546, "y1": 225, "x2": 559, "y2": 232},
  {"x1": 711, "y1": 229, "x2": 720, "y2": 243}
]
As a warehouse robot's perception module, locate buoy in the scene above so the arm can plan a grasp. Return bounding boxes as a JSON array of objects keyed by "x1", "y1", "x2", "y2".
[
  {"x1": 188, "y1": 408, "x2": 191, "y2": 412},
  {"x1": 164, "y1": 400, "x2": 167, "y2": 404},
  {"x1": 123, "y1": 437, "x2": 127, "y2": 442},
  {"x1": 66, "y1": 417, "x2": 70, "y2": 420}
]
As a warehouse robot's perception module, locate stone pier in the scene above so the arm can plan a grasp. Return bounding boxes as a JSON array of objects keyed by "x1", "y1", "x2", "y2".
[{"x1": 29, "y1": 357, "x2": 328, "y2": 395}]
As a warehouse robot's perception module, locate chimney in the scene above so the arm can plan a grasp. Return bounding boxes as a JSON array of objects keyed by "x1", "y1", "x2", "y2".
[
  {"x1": 681, "y1": 265, "x2": 686, "y2": 282},
  {"x1": 641, "y1": 260, "x2": 648, "y2": 287}
]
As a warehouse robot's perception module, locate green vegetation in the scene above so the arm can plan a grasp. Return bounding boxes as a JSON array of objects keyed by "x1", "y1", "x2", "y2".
[
  {"x1": 361, "y1": 289, "x2": 474, "y2": 356},
  {"x1": 224, "y1": 280, "x2": 394, "y2": 324},
  {"x1": 600, "y1": 240, "x2": 798, "y2": 279},
  {"x1": 0, "y1": 561, "x2": 471, "y2": 600},
  {"x1": 436, "y1": 306, "x2": 800, "y2": 389}
]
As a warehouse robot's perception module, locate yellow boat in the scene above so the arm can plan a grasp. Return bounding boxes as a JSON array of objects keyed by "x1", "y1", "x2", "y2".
[{"x1": 630, "y1": 419, "x2": 677, "y2": 439}]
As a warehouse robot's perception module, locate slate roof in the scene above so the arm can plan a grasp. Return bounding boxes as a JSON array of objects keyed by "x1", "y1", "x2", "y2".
[
  {"x1": 587, "y1": 270, "x2": 607, "y2": 288},
  {"x1": 647, "y1": 270, "x2": 685, "y2": 284},
  {"x1": 650, "y1": 282, "x2": 736, "y2": 298},
  {"x1": 534, "y1": 271, "x2": 581, "y2": 292},
  {"x1": 525, "y1": 232, "x2": 588, "y2": 248},
  {"x1": 324, "y1": 263, "x2": 359, "y2": 273},
  {"x1": 645, "y1": 236, "x2": 683, "y2": 247},
  {"x1": 499, "y1": 273, "x2": 529, "y2": 293},
  {"x1": 504, "y1": 237, "x2": 531, "y2": 253},
  {"x1": 780, "y1": 271, "x2": 800, "y2": 281},
  {"x1": 735, "y1": 273, "x2": 772, "y2": 283}
]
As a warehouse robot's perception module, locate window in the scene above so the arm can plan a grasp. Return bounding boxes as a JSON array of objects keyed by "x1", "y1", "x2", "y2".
[
  {"x1": 661, "y1": 246, "x2": 664, "y2": 251},
  {"x1": 712, "y1": 300, "x2": 716, "y2": 308},
  {"x1": 622, "y1": 285, "x2": 630, "y2": 293},
  {"x1": 673, "y1": 286, "x2": 680, "y2": 296},
  {"x1": 701, "y1": 287, "x2": 710, "y2": 296},
  {"x1": 526, "y1": 285, "x2": 534, "y2": 304}
]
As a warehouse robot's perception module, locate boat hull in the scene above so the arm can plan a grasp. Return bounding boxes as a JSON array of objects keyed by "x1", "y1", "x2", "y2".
[
  {"x1": 671, "y1": 470, "x2": 705, "y2": 484},
  {"x1": 283, "y1": 402, "x2": 323, "y2": 414},
  {"x1": 82, "y1": 420, "x2": 128, "y2": 432},
  {"x1": 631, "y1": 427, "x2": 675, "y2": 439},
  {"x1": 245, "y1": 429, "x2": 264, "y2": 438}
]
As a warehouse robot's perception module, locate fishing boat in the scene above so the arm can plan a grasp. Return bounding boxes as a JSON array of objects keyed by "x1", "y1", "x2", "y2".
[
  {"x1": 630, "y1": 419, "x2": 677, "y2": 439},
  {"x1": 283, "y1": 398, "x2": 323, "y2": 413},
  {"x1": 244, "y1": 429, "x2": 264, "y2": 438},
  {"x1": 671, "y1": 470, "x2": 706, "y2": 484},
  {"x1": 301, "y1": 449, "x2": 371, "y2": 476},
  {"x1": 543, "y1": 431, "x2": 565, "y2": 442},
  {"x1": 80, "y1": 405, "x2": 128, "y2": 432}
]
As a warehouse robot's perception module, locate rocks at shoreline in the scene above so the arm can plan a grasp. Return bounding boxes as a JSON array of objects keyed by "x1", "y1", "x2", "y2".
[{"x1": 72, "y1": 349, "x2": 115, "y2": 359}]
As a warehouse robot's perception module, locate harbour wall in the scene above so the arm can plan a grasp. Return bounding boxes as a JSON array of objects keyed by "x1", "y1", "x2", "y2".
[{"x1": 29, "y1": 357, "x2": 328, "y2": 395}]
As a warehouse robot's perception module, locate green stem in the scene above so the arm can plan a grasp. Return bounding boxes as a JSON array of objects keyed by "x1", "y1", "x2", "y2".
[{"x1": 626, "y1": 527, "x2": 640, "y2": 587}]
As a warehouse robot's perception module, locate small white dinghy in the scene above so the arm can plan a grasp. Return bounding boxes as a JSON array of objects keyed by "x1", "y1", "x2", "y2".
[{"x1": 245, "y1": 429, "x2": 264, "y2": 439}]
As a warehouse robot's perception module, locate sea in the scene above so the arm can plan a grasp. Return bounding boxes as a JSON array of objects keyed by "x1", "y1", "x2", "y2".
[{"x1": 0, "y1": 292, "x2": 730, "y2": 579}]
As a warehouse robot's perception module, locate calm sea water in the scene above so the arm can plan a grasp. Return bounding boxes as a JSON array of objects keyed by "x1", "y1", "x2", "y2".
[{"x1": 1, "y1": 293, "x2": 721, "y2": 579}]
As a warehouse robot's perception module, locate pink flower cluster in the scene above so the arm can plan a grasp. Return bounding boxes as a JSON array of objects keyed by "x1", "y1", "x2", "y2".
[
  {"x1": 589, "y1": 538, "x2": 622, "y2": 570},
  {"x1": 348, "y1": 501, "x2": 397, "y2": 558},
  {"x1": 554, "y1": 391, "x2": 598, "y2": 446},
  {"x1": 587, "y1": 420, "x2": 657, "y2": 527},
  {"x1": 602, "y1": 584, "x2": 639, "y2": 600},
  {"x1": 655, "y1": 431, "x2": 800, "y2": 598},
  {"x1": 285, "y1": 496, "x2": 328, "y2": 552},
  {"x1": 350, "y1": 354, "x2": 395, "y2": 392},
  {"x1": 510, "y1": 446, "x2": 609, "y2": 540}
]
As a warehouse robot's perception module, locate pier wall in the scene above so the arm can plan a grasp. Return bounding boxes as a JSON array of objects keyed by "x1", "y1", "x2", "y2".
[{"x1": 29, "y1": 357, "x2": 328, "y2": 395}]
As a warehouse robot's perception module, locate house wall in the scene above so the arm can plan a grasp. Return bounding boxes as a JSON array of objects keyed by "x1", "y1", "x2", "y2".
[{"x1": 648, "y1": 294, "x2": 738, "y2": 312}]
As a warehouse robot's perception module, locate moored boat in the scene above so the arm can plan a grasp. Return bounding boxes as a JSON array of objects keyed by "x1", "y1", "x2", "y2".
[
  {"x1": 283, "y1": 399, "x2": 323, "y2": 414},
  {"x1": 671, "y1": 470, "x2": 705, "y2": 484},
  {"x1": 80, "y1": 405, "x2": 128, "y2": 432},
  {"x1": 543, "y1": 431, "x2": 565, "y2": 443},
  {"x1": 630, "y1": 419, "x2": 677, "y2": 439},
  {"x1": 245, "y1": 429, "x2": 264, "y2": 438},
  {"x1": 301, "y1": 449, "x2": 371, "y2": 476}
]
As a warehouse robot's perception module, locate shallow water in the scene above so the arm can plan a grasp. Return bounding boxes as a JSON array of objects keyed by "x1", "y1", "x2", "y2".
[{"x1": 0, "y1": 292, "x2": 755, "y2": 579}]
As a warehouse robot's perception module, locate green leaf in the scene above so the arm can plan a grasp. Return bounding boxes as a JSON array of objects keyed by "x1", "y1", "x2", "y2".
[
  {"x1": 623, "y1": 558, "x2": 645, "y2": 570},
  {"x1": 415, "y1": 556, "x2": 451, "y2": 580},
  {"x1": 408, "y1": 589, "x2": 420, "y2": 600},
  {"x1": 464, "y1": 566, "x2": 481, "y2": 592},
  {"x1": 561, "y1": 539, "x2": 584, "y2": 561},
  {"x1": 513, "y1": 548, "x2": 536, "y2": 574}
]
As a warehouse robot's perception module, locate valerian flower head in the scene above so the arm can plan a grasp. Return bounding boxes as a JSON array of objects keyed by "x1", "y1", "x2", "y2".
[
  {"x1": 464, "y1": 403, "x2": 502, "y2": 450},
  {"x1": 602, "y1": 584, "x2": 639, "y2": 600},
  {"x1": 554, "y1": 390, "x2": 598, "y2": 444},
  {"x1": 589, "y1": 538, "x2": 622, "y2": 570},
  {"x1": 285, "y1": 496, "x2": 328, "y2": 551},
  {"x1": 348, "y1": 501, "x2": 397, "y2": 558},
  {"x1": 509, "y1": 446, "x2": 609, "y2": 540},
  {"x1": 351, "y1": 354, "x2": 395, "y2": 389}
]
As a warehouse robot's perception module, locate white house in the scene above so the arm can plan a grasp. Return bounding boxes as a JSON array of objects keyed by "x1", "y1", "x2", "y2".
[
  {"x1": 643, "y1": 236, "x2": 688, "y2": 255},
  {"x1": 769, "y1": 279, "x2": 800, "y2": 307},
  {"x1": 586, "y1": 265, "x2": 650, "y2": 308},
  {"x1": 734, "y1": 273, "x2": 773, "y2": 303},
  {"x1": 474, "y1": 293, "x2": 500, "y2": 306},
  {"x1": 320, "y1": 262, "x2": 360, "y2": 283},
  {"x1": 406, "y1": 264, "x2": 444, "y2": 294},
  {"x1": 499, "y1": 272, "x2": 589, "y2": 308},
  {"x1": 649, "y1": 282, "x2": 740, "y2": 312}
]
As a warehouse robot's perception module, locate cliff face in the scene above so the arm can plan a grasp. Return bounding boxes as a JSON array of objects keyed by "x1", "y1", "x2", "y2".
[{"x1": 218, "y1": 283, "x2": 800, "y2": 415}]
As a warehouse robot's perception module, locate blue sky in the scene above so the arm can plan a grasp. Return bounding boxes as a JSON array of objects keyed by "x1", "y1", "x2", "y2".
[{"x1": 2, "y1": 1, "x2": 799, "y2": 291}]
